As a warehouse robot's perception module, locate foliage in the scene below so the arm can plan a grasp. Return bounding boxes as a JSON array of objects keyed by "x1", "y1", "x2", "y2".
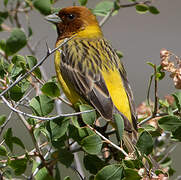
[{"x1": 0, "y1": 0, "x2": 180, "y2": 180}]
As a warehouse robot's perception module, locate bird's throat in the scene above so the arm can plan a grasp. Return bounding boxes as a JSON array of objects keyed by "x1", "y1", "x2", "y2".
[{"x1": 76, "y1": 25, "x2": 103, "y2": 39}]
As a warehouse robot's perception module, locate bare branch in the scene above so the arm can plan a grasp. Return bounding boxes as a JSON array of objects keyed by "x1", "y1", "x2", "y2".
[{"x1": 153, "y1": 65, "x2": 159, "y2": 117}]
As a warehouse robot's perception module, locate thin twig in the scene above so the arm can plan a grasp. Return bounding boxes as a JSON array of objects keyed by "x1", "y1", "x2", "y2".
[
  {"x1": 0, "y1": 88, "x2": 34, "y2": 135},
  {"x1": 70, "y1": 166, "x2": 85, "y2": 180},
  {"x1": 146, "y1": 75, "x2": 153, "y2": 106},
  {"x1": 153, "y1": 65, "x2": 158, "y2": 117},
  {"x1": 158, "y1": 144, "x2": 177, "y2": 164},
  {"x1": 1, "y1": 96, "x2": 95, "y2": 121},
  {"x1": 138, "y1": 108, "x2": 178, "y2": 126},
  {"x1": 119, "y1": 1, "x2": 151, "y2": 8},
  {"x1": 99, "y1": 0, "x2": 152, "y2": 27},
  {"x1": 86, "y1": 124, "x2": 129, "y2": 157},
  {"x1": 99, "y1": 8, "x2": 114, "y2": 27},
  {"x1": 0, "y1": 36, "x2": 75, "y2": 97}
]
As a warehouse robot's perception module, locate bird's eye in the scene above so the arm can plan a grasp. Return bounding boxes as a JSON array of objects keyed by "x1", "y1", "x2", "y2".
[{"x1": 67, "y1": 14, "x2": 75, "y2": 20}]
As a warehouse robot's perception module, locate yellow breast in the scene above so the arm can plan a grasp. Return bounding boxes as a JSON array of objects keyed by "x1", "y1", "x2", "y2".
[{"x1": 55, "y1": 40, "x2": 82, "y2": 105}]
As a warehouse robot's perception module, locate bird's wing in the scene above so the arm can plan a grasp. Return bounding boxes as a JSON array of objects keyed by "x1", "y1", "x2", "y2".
[
  {"x1": 118, "y1": 64, "x2": 138, "y2": 130},
  {"x1": 60, "y1": 38, "x2": 136, "y2": 130},
  {"x1": 60, "y1": 54, "x2": 114, "y2": 119}
]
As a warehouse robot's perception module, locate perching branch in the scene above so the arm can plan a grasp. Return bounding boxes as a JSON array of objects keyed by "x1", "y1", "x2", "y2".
[
  {"x1": 86, "y1": 124, "x2": 129, "y2": 157},
  {"x1": 1, "y1": 96, "x2": 95, "y2": 121}
]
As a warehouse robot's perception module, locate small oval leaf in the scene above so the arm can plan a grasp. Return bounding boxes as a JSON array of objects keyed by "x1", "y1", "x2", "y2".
[
  {"x1": 136, "y1": 4, "x2": 148, "y2": 14},
  {"x1": 95, "y1": 164, "x2": 123, "y2": 180},
  {"x1": 41, "y1": 82, "x2": 60, "y2": 98},
  {"x1": 136, "y1": 131, "x2": 153, "y2": 155},
  {"x1": 158, "y1": 115, "x2": 181, "y2": 132},
  {"x1": 79, "y1": 104, "x2": 96, "y2": 125},
  {"x1": 81, "y1": 134, "x2": 102, "y2": 155},
  {"x1": 5, "y1": 28, "x2": 27, "y2": 56},
  {"x1": 114, "y1": 113, "x2": 124, "y2": 141}
]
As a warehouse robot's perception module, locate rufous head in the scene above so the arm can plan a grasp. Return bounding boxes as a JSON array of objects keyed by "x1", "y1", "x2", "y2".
[{"x1": 45, "y1": 6, "x2": 102, "y2": 39}]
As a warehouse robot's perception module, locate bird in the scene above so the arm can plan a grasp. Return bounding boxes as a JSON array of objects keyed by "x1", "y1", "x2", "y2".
[{"x1": 45, "y1": 6, "x2": 137, "y2": 153}]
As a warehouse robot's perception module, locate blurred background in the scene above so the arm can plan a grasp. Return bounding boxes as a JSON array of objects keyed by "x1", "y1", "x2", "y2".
[{"x1": 0, "y1": 0, "x2": 181, "y2": 178}]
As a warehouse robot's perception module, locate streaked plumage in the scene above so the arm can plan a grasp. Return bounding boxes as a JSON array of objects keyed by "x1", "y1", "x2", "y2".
[{"x1": 46, "y1": 6, "x2": 137, "y2": 151}]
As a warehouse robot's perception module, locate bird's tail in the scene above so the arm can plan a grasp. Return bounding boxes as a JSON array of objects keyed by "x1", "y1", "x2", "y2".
[{"x1": 122, "y1": 130, "x2": 137, "y2": 155}]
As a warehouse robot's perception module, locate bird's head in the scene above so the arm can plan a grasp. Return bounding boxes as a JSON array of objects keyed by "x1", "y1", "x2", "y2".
[{"x1": 45, "y1": 6, "x2": 103, "y2": 40}]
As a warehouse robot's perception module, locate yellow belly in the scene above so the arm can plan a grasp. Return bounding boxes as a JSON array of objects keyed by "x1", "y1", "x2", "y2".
[
  {"x1": 102, "y1": 69, "x2": 132, "y2": 122},
  {"x1": 55, "y1": 41, "x2": 83, "y2": 105}
]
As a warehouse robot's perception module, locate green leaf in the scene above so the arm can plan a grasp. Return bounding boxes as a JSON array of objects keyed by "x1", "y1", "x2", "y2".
[
  {"x1": 4, "y1": 0, "x2": 9, "y2": 7},
  {"x1": 116, "y1": 50, "x2": 123, "y2": 59},
  {"x1": 0, "y1": 39, "x2": 6, "y2": 51},
  {"x1": 172, "y1": 91, "x2": 181, "y2": 110},
  {"x1": 0, "y1": 115, "x2": 6, "y2": 126},
  {"x1": 33, "y1": 0, "x2": 51, "y2": 15},
  {"x1": 26, "y1": 55, "x2": 42, "y2": 79},
  {"x1": 11, "y1": 55, "x2": 26, "y2": 67},
  {"x1": 29, "y1": 94, "x2": 54, "y2": 116},
  {"x1": 123, "y1": 160, "x2": 135, "y2": 169},
  {"x1": 10, "y1": 65, "x2": 23, "y2": 78},
  {"x1": 41, "y1": 82, "x2": 60, "y2": 98},
  {"x1": 12, "y1": 137, "x2": 25, "y2": 149},
  {"x1": 156, "y1": 65, "x2": 165, "y2": 80},
  {"x1": 149, "y1": 6, "x2": 160, "y2": 15},
  {"x1": 58, "y1": 148, "x2": 74, "y2": 168},
  {"x1": 0, "y1": 145, "x2": 7, "y2": 156},
  {"x1": 136, "y1": 131, "x2": 153, "y2": 155},
  {"x1": 78, "y1": 0, "x2": 87, "y2": 6},
  {"x1": 28, "y1": 26, "x2": 33, "y2": 37},
  {"x1": 3, "y1": 128, "x2": 13, "y2": 151},
  {"x1": 95, "y1": 164, "x2": 123, "y2": 180},
  {"x1": 79, "y1": 104, "x2": 96, "y2": 125},
  {"x1": 78, "y1": 127, "x2": 94, "y2": 139},
  {"x1": 71, "y1": 116, "x2": 81, "y2": 128},
  {"x1": 93, "y1": 1, "x2": 114, "y2": 16},
  {"x1": 64, "y1": 177, "x2": 71, "y2": 180},
  {"x1": 141, "y1": 124, "x2": 156, "y2": 132},
  {"x1": 9, "y1": 158, "x2": 27, "y2": 176},
  {"x1": 0, "y1": 11, "x2": 8, "y2": 25},
  {"x1": 52, "y1": 135, "x2": 67, "y2": 148},
  {"x1": 5, "y1": 28, "x2": 27, "y2": 56},
  {"x1": 172, "y1": 126, "x2": 181, "y2": 141},
  {"x1": 147, "y1": 62, "x2": 155, "y2": 68},
  {"x1": 114, "y1": 114, "x2": 124, "y2": 141},
  {"x1": 20, "y1": 79, "x2": 30, "y2": 93},
  {"x1": 9, "y1": 85, "x2": 24, "y2": 101},
  {"x1": 158, "y1": 115, "x2": 181, "y2": 132},
  {"x1": 48, "y1": 117, "x2": 70, "y2": 140},
  {"x1": 84, "y1": 155, "x2": 106, "y2": 174},
  {"x1": 81, "y1": 134, "x2": 102, "y2": 155},
  {"x1": 123, "y1": 168, "x2": 141, "y2": 180},
  {"x1": 32, "y1": 161, "x2": 54, "y2": 180},
  {"x1": 136, "y1": 4, "x2": 148, "y2": 14}
]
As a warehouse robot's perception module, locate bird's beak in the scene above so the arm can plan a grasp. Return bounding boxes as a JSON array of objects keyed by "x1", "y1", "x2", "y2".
[{"x1": 45, "y1": 13, "x2": 62, "y2": 24}]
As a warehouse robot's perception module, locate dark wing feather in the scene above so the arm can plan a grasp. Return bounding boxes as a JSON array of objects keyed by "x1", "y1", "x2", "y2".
[{"x1": 60, "y1": 52, "x2": 114, "y2": 119}]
